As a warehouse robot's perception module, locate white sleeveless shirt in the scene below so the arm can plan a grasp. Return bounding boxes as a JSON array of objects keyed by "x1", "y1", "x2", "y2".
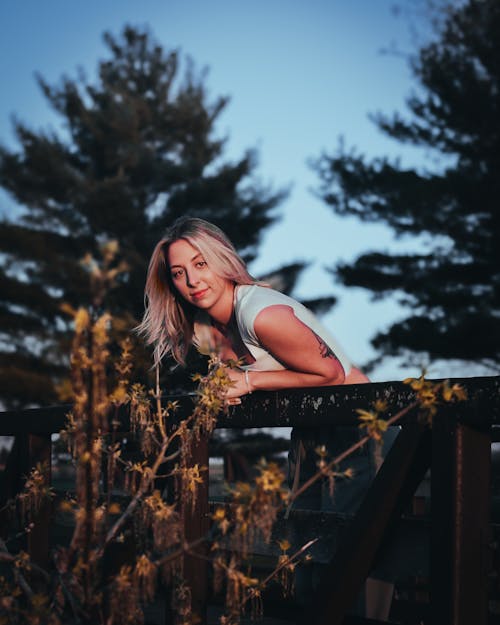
[{"x1": 193, "y1": 284, "x2": 352, "y2": 374}]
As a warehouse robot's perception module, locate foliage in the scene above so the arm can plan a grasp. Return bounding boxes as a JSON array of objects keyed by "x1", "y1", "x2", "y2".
[
  {"x1": 313, "y1": 0, "x2": 500, "y2": 372},
  {"x1": 0, "y1": 25, "x2": 289, "y2": 408},
  {"x1": 0, "y1": 247, "x2": 232, "y2": 624},
  {"x1": 403, "y1": 370, "x2": 467, "y2": 424}
]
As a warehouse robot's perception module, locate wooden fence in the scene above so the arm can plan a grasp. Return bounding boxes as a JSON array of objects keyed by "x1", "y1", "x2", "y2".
[{"x1": 1, "y1": 376, "x2": 499, "y2": 624}]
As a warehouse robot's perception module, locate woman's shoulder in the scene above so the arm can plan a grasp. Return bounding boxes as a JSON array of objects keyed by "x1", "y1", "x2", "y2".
[
  {"x1": 236, "y1": 284, "x2": 297, "y2": 321},
  {"x1": 234, "y1": 285, "x2": 293, "y2": 341},
  {"x1": 236, "y1": 283, "x2": 294, "y2": 304}
]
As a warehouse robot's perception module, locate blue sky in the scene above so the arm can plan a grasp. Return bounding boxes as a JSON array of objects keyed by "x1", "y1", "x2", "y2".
[{"x1": 0, "y1": 0, "x2": 449, "y2": 381}]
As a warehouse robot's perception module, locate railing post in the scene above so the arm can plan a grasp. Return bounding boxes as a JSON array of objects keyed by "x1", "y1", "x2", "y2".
[
  {"x1": 0, "y1": 435, "x2": 26, "y2": 539},
  {"x1": 26, "y1": 433, "x2": 52, "y2": 569},
  {"x1": 431, "y1": 415, "x2": 491, "y2": 625},
  {"x1": 183, "y1": 434, "x2": 209, "y2": 625},
  {"x1": 0, "y1": 433, "x2": 52, "y2": 568}
]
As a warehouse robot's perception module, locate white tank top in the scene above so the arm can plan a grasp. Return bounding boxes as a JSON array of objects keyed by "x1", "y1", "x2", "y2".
[{"x1": 193, "y1": 284, "x2": 352, "y2": 374}]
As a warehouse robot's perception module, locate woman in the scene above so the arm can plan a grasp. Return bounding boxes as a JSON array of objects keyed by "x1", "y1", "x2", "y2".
[
  {"x1": 139, "y1": 216, "x2": 369, "y2": 399},
  {"x1": 139, "y1": 216, "x2": 393, "y2": 618}
]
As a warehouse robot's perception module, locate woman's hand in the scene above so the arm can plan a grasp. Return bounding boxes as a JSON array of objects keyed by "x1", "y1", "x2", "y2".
[{"x1": 224, "y1": 367, "x2": 251, "y2": 402}]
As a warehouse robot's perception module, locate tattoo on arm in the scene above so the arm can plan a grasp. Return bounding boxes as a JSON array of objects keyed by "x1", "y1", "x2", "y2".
[{"x1": 313, "y1": 332, "x2": 339, "y2": 361}]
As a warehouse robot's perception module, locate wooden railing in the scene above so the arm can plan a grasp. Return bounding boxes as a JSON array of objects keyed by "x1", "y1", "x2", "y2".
[{"x1": 1, "y1": 376, "x2": 499, "y2": 625}]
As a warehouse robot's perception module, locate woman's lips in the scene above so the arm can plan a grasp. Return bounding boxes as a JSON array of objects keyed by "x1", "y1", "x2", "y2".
[{"x1": 191, "y1": 288, "x2": 209, "y2": 300}]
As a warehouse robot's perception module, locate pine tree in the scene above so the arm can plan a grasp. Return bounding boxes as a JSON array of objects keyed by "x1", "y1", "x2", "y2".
[
  {"x1": 0, "y1": 26, "x2": 289, "y2": 407},
  {"x1": 313, "y1": 0, "x2": 500, "y2": 373}
]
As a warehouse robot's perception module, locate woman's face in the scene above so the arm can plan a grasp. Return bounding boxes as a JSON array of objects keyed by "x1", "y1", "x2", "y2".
[{"x1": 167, "y1": 238, "x2": 233, "y2": 313}]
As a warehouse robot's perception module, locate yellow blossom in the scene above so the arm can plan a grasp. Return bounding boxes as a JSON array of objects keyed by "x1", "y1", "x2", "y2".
[
  {"x1": 277, "y1": 539, "x2": 291, "y2": 552},
  {"x1": 59, "y1": 501, "x2": 73, "y2": 513}
]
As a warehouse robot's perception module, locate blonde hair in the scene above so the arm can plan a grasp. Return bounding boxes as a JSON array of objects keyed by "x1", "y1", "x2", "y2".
[{"x1": 138, "y1": 216, "x2": 256, "y2": 366}]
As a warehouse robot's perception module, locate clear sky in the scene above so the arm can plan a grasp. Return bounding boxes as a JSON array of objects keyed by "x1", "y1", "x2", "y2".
[{"x1": 0, "y1": 0, "x2": 448, "y2": 381}]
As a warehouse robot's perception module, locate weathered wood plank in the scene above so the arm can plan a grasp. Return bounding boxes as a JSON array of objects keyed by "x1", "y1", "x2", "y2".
[
  {"x1": 219, "y1": 376, "x2": 500, "y2": 429},
  {"x1": 182, "y1": 434, "x2": 210, "y2": 625},
  {"x1": 431, "y1": 418, "x2": 492, "y2": 625},
  {"x1": 1, "y1": 377, "x2": 498, "y2": 435},
  {"x1": 26, "y1": 433, "x2": 52, "y2": 569}
]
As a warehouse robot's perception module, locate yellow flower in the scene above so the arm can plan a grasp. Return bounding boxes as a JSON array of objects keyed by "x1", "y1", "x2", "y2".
[
  {"x1": 373, "y1": 399, "x2": 388, "y2": 413},
  {"x1": 442, "y1": 381, "x2": 467, "y2": 402},
  {"x1": 74, "y1": 308, "x2": 90, "y2": 333},
  {"x1": 108, "y1": 502, "x2": 121, "y2": 515},
  {"x1": 277, "y1": 539, "x2": 291, "y2": 552},
  {"x1": 59, "y1": 501, "x2": 73, "y2": 513},
  {"x1": 314, "y1": 445, "x2": 328, "y2": 457},
  {"x1": 212, "y1": 507, "x2": 226, "y2": 521}
]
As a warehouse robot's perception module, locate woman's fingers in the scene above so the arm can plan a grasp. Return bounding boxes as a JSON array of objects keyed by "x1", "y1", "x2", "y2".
[
  {"x1": 225, "y1": 368, "x2": 248, "y2": 399},
  {"x1": 225, "y1": 397, "x2": 242, "y2": 406}
]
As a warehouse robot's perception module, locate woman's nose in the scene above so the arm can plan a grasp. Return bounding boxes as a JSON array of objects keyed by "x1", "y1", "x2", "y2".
[{"x1": 185, "y1": 269, "x2": 200, "y2": 286}]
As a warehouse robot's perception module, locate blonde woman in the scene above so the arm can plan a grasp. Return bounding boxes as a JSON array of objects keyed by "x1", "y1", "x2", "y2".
[
  {"x1": 139, "y1": 216, "x2": 369, "y2": 399},
  {"x1": 139, "y1": 216, "x2": 393, "y2": 618}
]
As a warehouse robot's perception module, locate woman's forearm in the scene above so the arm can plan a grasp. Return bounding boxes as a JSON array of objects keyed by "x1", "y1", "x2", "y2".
[
  {"x1": 246, "y1": 367, "x2": 345, "y2": 393},
  {"x1": 224, "y1": 365, "x2": 346, "y2": 399}
]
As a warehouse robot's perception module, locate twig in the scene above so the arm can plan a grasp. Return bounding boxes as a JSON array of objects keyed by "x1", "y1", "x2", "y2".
[
  {"x1": 0, "y1": 537, "x2": 35, "y2": 599},
  {"x1": 100, "y1": 437, "x2": 170, "y2": 554},
  {"x1": 0, "y1": 552, "x2": 14, "y2": 562},
  {"x1": 155, "y1": 536, "x2": 207, "y2": 567},
  {"x1": 55, "y1": 572, "x2": 83, "y2": 624},
  {"x1": 0, "y1": 551, "x2": 51, "y2": 583},
  {"x1": 254, "y1": 538, "x2": 318, "y2": 592},
  {"x1": 162, "y1": 449, "x2": 181, "y2": 464},
  {"x1": 0, "y1": 499, "x2": 14, "y2": 516},
  {"x1": 154, "y1": 364, "x2": 170, "y2": 441}
]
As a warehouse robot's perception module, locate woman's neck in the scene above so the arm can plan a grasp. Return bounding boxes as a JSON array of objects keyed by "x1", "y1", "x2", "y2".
[{"x1": 207, "y1": 282, "x2": 236, "y2": 326}]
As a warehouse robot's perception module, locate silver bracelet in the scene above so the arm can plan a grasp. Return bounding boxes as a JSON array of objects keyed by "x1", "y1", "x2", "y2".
[{"x1": 244, "y1": 370, "x2": 252, "y2": 394}]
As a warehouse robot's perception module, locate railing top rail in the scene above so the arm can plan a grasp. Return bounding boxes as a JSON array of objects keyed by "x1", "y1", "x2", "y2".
[
  {"x1": 218, "y1": 375, "x2": 500, "y2": 429},
  {"x1": 0, "y1": 376, "x2": 498, "y2": 436},
  {"x1": 0, "y1": 404, "x2": 70, "y2": 436}
]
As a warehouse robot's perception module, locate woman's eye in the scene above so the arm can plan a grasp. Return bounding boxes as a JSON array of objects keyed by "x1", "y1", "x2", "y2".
[
  {"x1": 196, "y1": 260, "x2": 207, "y2": 268},
  {"x1": 171, "y1": 269, "x2": 184, "y2": 279}
]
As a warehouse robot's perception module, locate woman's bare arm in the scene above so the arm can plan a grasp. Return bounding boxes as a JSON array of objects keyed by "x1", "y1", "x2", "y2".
[{"x1": 225, "y1": 305, "x2": 347, "y2": 398}]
